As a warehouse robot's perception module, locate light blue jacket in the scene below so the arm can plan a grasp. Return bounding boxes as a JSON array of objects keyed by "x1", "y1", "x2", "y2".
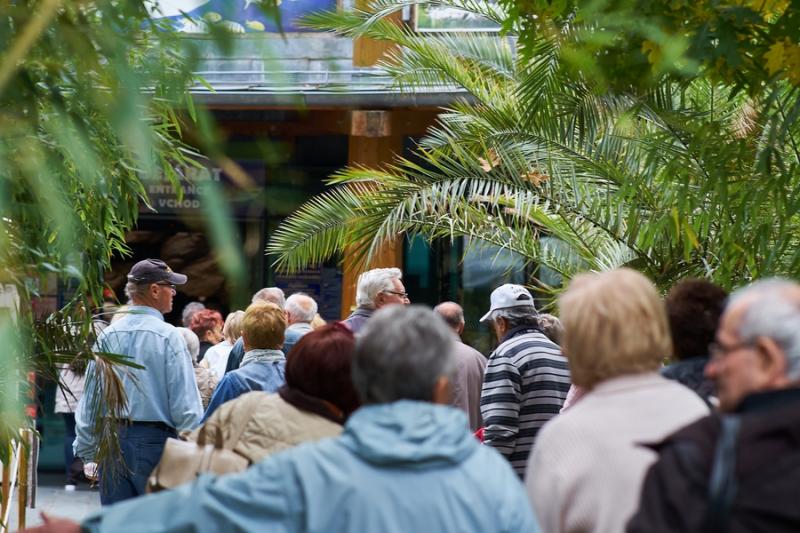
[
  {"x1": 83, "y1": 401, "x2": 540, "y2": 532},
  {"x1": 74, "y1": 306, "x2": 203, "y2": 461}
]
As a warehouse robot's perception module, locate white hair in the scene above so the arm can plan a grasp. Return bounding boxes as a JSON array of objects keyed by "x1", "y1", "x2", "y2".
[
  {"x1": 730, "y1": 279, "x2": 800, "y2": 380},
  {"x1": 252, "y1": 287, "x2": 286, "y2": 309},
  {"x1": 285, "y1": 293, "x2": 318, "y2": 323},
  {"x1": 355, "y1": 268, "x2": 402, "y2": 309},
  {"x1": 176, "y1": 327, "x2": 200, "y2": 363}
]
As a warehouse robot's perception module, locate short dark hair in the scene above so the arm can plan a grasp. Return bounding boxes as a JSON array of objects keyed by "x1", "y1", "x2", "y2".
[
  {"x1": 665, "y1": 279, "x2": 728, "y2": 361},
  {"x1": 285, "y1": 323, "x2": 360, "y2": 416}
]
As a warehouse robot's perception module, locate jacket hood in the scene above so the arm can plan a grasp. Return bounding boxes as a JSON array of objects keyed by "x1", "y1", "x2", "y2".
[{"x1": 339, "y1": 400, "x2": 475, "y2": 468}]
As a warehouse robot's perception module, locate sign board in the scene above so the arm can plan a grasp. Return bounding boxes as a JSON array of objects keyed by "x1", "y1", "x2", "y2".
[
  {"x1": 148, "y1": 0, "x2": 337, "y2": 33},
  {"x1": 274, "y1": 266, "x2": 343, "y2": 321},
  {"x1": 141, "y1": 160, "x2": 265, "y2": 218},
  {"x1": 415, "y1": 3, "x2": 500, "y2": 31}
]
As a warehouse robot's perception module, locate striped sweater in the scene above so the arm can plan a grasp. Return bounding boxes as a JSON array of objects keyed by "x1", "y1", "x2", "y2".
[{"x1": 481, "y1": 326, "x2": 571, "y2": 477}]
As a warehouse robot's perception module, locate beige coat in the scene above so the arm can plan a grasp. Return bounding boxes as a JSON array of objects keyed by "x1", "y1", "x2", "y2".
[
  {"x1": 525, "y1": 372, "x2": 709, "y2": 533},
  {"x1": 188, "y1": 391, "x2": 342, "y2": 464}
]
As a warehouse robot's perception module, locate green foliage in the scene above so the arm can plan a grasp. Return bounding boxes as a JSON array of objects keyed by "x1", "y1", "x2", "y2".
[
  {"x1": 0, "y1": 0, "x2": 210, "y2": 467},
  {"x1": 269, "y1": 0, "x2": 800, "y2": 297},
  {"x1": 499, "y1": 0, "x2": 800, "y2": 93}
]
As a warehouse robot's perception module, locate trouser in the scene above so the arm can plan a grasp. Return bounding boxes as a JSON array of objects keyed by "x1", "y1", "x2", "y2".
[
  {"x1": 61, "y1": 413, "x2": 84, "y2": 485},
  {"x1": 99, "y1": 422, "x2": 176, "y2": 506}
]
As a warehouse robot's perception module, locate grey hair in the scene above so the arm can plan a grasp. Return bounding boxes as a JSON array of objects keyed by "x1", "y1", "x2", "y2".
[
  {"x1": 488, "y1": 306, "x2": 539, "y2": 329},
  {"x1": 285, "y1": 293, "x2": 318, "y2": 323},
  {"x1": 434, "y1": 301, "x2": 464, "y2": 331},
  {"x1": 181, "y1": 301, "x2": 206, "y2": 328},
  {"x1": 252, "y1": 287, "x2": 286, "y2": 309},
  {"x1": 124, "y1": 281, "x2": 149, "y2": 303},
  {"x1": 355, "y1": 268, "x2": 402, "y2": 309},
  {"x1": 176, "y1": 327, "x2": 200, "y2": 363},
  {"x1": 730, "y1": 279, "x2": 800, "y2": 379},
  {"x1": 352, "y1": 305, "x2": 456, "y2": 404}
]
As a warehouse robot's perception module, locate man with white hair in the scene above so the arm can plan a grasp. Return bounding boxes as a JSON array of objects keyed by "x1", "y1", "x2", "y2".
[
  {"x1": 629, "y1": 279, "x2": 800, "y2": 532},
  {"x1": 31, "y1": 306, "x2": 540, "y2": 533},
  {"x1": 480, "y1": 284, "x2": 570, "y2": 477},
  {"x1": 224, "y1": 287, "x2": 304, "y2": 373},
  {"x1": 434, "y1": 301, "x2": 487, "y2": 431},
  {"x1": 285, "y1": 293, "x2": 317, "y2": 341},
  {"x1": 342, "y1": 267, "x2": 409, "y2": 333}
]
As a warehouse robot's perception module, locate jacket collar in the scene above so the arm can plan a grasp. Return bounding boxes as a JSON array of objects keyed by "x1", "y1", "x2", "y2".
[
  {"x1": 500, "y1": 325, "x2": 541, "y2": 344},
  {"x1": 736, "y1": 387, "x2": 800, "y2": 414}
]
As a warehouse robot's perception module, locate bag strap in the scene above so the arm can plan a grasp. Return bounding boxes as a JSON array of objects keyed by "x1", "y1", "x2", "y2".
[{"x1": 705, "y1": 414, "x2": 742, "y2": 532}]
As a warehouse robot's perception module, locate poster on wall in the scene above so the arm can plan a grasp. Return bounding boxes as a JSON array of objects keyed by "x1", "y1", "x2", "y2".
[
  {"x1": 148, "y1": 0, "x2": 337, "y2": 33},
  {"x1": 414, "y1": 2, "x2": 500, "y2": 31}
]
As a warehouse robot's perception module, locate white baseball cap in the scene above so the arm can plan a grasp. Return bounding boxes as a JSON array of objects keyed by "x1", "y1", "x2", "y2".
[{"x1": 479, "y1": 284, "x2": 537, "y2": 322}]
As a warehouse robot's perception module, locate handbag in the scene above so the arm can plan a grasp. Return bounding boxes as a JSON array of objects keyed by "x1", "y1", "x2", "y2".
[{"x1": 146, "y1": 424, "x2": 249, "y2": 493}]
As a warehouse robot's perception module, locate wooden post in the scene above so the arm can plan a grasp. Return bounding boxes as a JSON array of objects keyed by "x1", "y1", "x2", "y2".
[
  {"x1": 1, "y1": 445, "x2": 10, "y2": 528},
  {"x1": 341, "y1": 110, "x2": 404, "y2": 317},
  {"x1": 352, "y1": 0, "x2": 401, "y2": 67},
  {"x1": 17, "y1": 430, "x2": 28, "y2": 531}
]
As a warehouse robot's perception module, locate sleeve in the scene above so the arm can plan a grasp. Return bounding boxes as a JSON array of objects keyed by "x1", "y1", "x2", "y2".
[
  {"x1": 524, "y1": 431, "x2": 561, "y2": 533},
  {"x1": 165, "y1": 332, "x2": 203, "y2": 431},
  {"x1": 202, "y1": 374, "x2": 244, "y2": 423},
  {"x1": 73, "y1": 360, "x2": 98, "y2": 462},
  {"x1": 480, "y1": 353, "x2": 522, "y2": 458},
  {"x1": 82, "y1": 451, "x2": 303, "y2": 533},
  {"x1": 626, "y1": 442, "x2": 710, "y2": 533}
]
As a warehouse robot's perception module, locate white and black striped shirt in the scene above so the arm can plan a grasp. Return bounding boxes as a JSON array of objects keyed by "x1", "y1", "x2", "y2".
[{"x1": 480, "y1": 327, "x2": 570, "y2": 477}]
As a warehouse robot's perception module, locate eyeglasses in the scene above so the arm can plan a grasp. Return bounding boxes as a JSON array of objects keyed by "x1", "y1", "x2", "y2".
[
  {"x1": 709, "y1": 340, "x2": 753, "y2": 361},
  {"x1": 155, "y1": 282, "x2": 176, "y2": 291},
  {"x1": 383, "y1": 290, "x2": 409, "y2": 299}
]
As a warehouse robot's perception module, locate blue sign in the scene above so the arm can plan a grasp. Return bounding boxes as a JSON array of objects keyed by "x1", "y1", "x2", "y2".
[{"x1": 150, "y1": 0, "x2": 337, "y2": 32}]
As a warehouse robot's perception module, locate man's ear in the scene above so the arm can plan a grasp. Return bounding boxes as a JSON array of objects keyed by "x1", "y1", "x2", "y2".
[
  {"x1": 432, "y1": 376, "x2": 452, "y2": 405},
  {"x1": 755, "y1": 336, "x2": 790, "y2": 385}
]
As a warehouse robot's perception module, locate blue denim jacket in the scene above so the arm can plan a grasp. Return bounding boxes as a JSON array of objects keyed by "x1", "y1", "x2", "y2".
[
  {"x1": 202, "y1": 350, "x2": 286, "y2": 421},
  {"x1": 74, "y1": 306, "x2": 203, "y2": 461}
]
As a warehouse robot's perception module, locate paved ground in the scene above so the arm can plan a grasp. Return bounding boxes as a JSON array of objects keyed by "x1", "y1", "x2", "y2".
[{"x1": 6, "y1": 472, "x2": 101, "y2": 531}]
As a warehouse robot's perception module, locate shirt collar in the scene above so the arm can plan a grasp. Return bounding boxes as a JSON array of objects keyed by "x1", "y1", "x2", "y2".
[{"x1": 126, "y1": 305, "x2": 164, "y2": 321}]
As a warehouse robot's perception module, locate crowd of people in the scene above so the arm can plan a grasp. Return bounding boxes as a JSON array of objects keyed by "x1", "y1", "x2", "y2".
[{"x1": 33, "y1": 258, "x2": 800, "y2": 532}]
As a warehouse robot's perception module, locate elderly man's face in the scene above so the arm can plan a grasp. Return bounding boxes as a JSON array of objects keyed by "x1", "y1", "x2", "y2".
[
  {"x1": 376, "y1": 278, "x2": 410, "y2": 308},
  {"x1": 705, "y1": 300, "x2": 774, "y2": 412}
]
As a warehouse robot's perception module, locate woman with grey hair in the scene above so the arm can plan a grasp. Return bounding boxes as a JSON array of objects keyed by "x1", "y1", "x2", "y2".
[{"x1": 177, "y1": 327, "x2": 218, "y2": 409}]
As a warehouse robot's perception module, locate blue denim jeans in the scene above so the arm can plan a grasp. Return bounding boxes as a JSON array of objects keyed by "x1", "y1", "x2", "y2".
[{"x1": 100, "y1": 423, "x2": 175, "y2": 506}]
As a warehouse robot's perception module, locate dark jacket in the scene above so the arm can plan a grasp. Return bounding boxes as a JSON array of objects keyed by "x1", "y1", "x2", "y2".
[
  {"x1": 660, "y1": 356, "x2": 715, "y2": 404},
  {"x1": 628, "y1": 387, "x2": 800, "y2": 533}
]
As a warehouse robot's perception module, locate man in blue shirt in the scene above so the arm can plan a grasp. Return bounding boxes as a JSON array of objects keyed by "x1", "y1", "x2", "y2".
[
  {"x1": 36, "y1": 306, "x2": 540, "y2": 533},
  {"x1": 74, "y1": 259, "x2": 203, "y2": 505},
  {"x1": 202, "y1": 301, "x2": 286, "y2": 420}
]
